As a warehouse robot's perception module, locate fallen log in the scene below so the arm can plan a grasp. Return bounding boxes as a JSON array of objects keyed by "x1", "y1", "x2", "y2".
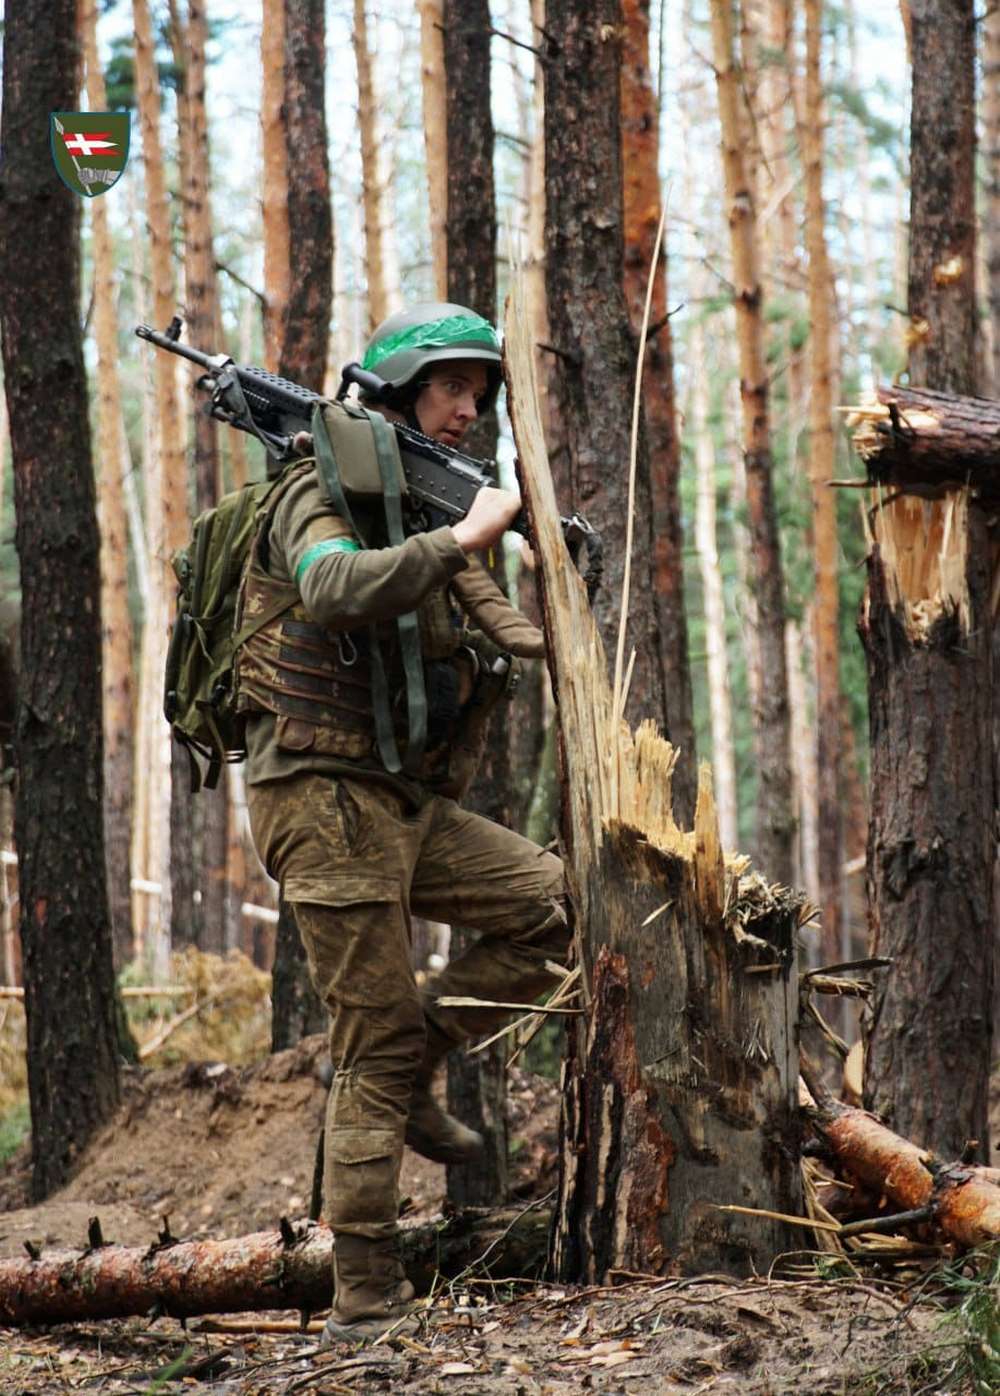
[
  {"x1": 806, "y1": 1073, "x2": 1000, "y2": 1248},
  {"x1": 848, "y1": 383, "x2": 1000, "y2": 502},
  {"x1": 0, "y1": 1204, "x2": 550, "y2": 1326}
]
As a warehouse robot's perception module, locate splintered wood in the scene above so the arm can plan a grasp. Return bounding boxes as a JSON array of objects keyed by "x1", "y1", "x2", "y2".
[
  {"x1": 847, "y1": 383, "x2": 1000, "y2": 637},
  {"x1": 503, "y1": 277, "x2": 708, "y2": 903},
  {"x1": 504, "y1": 273, "x2": 802, "y2": 1282}
]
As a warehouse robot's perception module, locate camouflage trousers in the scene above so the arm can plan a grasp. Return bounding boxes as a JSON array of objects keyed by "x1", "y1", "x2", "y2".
[{"x1": 247, "y1": 773, "x2": 567, "y2": 1239}]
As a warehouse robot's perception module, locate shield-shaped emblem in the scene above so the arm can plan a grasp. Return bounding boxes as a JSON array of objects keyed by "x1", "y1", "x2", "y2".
[{"x1": 50, "y1": 111, "x2": 130, "y2": 198}]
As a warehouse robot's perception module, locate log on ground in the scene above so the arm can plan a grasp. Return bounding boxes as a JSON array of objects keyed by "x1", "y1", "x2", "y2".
[
  {"x1": 0, "y1": 1205, "x2": 550, "y2": 1326},
  {"x1": 806, "y1": 1077, "x2": 1000, "y2": 1248}
]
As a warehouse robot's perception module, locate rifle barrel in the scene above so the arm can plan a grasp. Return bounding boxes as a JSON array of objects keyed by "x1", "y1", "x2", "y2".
[{"x1": 135, "y1": 324, "x2": 228, "y2": 373}]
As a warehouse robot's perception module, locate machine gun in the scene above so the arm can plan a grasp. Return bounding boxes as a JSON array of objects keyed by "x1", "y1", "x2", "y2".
[{"x1": 135, "y1": 319, "x2": 602, "y2": 595}]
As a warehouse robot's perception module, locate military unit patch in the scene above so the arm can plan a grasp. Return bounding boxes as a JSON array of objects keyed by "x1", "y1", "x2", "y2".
[{"x1": 50, "y1": 111, "x2": 130, "y2": 197}]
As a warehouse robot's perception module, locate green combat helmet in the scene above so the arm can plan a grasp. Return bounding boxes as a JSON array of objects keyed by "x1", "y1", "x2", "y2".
[{"x1": 361, "y1": 301, "x2": 503, "y2": 413}]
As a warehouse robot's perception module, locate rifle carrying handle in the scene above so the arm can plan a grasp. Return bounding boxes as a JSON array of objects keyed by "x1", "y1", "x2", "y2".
[{"x1": 336, "y1": 361, "x2": 395, "y2": 404}]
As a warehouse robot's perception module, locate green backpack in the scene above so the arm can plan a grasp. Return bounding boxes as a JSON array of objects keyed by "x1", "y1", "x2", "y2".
[{"x1": 163, "y1": 473, "x2": 294, "y2": 792}]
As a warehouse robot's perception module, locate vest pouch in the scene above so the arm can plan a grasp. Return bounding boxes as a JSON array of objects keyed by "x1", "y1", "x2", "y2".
[
  {"x1": 317, "y1": 401, "x2": 408, "y2": 501},
  {"x1": 275, "y1": 713, "x2": 374, "y2": 762}
]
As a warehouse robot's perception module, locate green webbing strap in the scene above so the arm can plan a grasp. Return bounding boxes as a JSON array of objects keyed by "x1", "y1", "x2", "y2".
[
  {"x1": 311, "y1": 405, "x2": 405, "y2": 776},
  {"x1": 363, "y1": 407, "x2": 428, "y2": 775}
]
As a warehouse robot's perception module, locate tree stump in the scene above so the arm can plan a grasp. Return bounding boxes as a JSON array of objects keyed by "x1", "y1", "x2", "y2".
[{"x1": 504, "y1": 276, "x2": 803, "y2": 1283}]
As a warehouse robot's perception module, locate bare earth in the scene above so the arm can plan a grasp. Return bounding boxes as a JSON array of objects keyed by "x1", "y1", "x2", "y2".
[{"x1": 0, "y1": 1040, "x2": 979, "y2": 1393}]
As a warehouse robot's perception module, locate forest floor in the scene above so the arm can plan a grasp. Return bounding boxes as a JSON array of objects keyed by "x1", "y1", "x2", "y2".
[{"x1": 0, "y1": 1036, "x2": 994, "y2": 1394}]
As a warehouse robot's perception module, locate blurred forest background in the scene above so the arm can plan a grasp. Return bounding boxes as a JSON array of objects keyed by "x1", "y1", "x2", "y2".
[{"x1": 0, "y1": 0, "x2": 956, "y2": 1179}]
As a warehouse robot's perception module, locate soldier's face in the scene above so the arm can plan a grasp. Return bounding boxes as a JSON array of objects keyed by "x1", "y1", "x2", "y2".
[{"x1": 414, "y1": 361, "x2": 489, "y2": 447}]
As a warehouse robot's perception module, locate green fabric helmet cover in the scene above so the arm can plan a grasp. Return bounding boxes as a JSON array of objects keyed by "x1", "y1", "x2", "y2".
[{"x1": 362, "y1": 302, "x2": 502, "y2": 409}]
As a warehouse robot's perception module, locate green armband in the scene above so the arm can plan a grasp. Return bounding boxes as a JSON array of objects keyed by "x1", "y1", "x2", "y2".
[{"x1": 295, "y1": 537, "x2": 361, "y2": 584}]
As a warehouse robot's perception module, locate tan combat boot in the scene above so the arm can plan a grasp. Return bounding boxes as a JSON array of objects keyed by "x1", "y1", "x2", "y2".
[
  {"x1": 321, "y1": 1234, "x2": 417, "y2": 1345},
  {"x1": 404, "y1": 1019, "x2": 485, "y2": 1165}
]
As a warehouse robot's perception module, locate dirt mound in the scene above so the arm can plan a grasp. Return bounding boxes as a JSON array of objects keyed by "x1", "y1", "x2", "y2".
[{"x1": 0, "y1": 1038, "x2": 559, "y2": 1257}]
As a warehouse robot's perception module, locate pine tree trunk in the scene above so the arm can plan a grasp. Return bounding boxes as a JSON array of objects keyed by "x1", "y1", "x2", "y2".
[
  {"x1": 134, "y1": 0, "x2": 187, "y2": 980},
  {"x1": 271, "y1": 900, "x2": 326, "y2": 1050},
  {"x1": 354, "y1": 0, "x2": 392, "y2": 330},
  {"x1": 984, "y1": 3, "x2": 1000, "y2": 393},
  {"x1": 419, "y1": 0, "x2": 448, "y2": 299},
  {"x1": 268, "y1": 0, "x2": 333, "y2": 1038},
  {"x1": 799, "y1": 0, "x2": 841, "y2": 967},
  {"x1": 708, "y1": 0, "x2": 794, "y2": 887},
  {"x1": 690, "y1": 312, "x2": 738, "y2": 852},
  {"x1": 0, "y1": 0, "x2": 121, "y2": 1199},
  {"x1": 171, "y1": 0, "x2": 228, "y2": 955},
  {"x1": 440, "y1": 0, "x2": 508, "y2": 1206},
  {"x1": 261, "y1": 0, "x2": 290, "y2": 374},
  {"x1": 279, "y1": 0, "x2": 333, "y2": 393},
  {"x1": 860, "y1": 0, "x2": 993, "y2": 1161},
  {"x1": 81, "y1": 0, "x2": 135, "y2": 969},
  {"x1": 543, "y1": 0, "x2": 668, "y2": 734},
  {"x1": 906, "y1": 0, "x2": 977, "y2": 394},
  {"x1": 504, "y1": 279, "x2": 802, "y2": 1282},
  {"x1": 621, "y1": 0, "x2": 695, "y2": 826}
]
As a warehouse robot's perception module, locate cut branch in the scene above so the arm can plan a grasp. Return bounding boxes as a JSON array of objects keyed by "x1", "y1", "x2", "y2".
[
  {"x1": 848, "y1": 383, "x2": 1000, "y2": 502},
  {"x1": 807, "y1": 1090, "x2": 1000, "y2": 1248}
]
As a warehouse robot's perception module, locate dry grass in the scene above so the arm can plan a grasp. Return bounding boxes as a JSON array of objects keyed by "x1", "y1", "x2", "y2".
[{"x1": 0, "y1": 949, "x2": 272, "y2": 1141}]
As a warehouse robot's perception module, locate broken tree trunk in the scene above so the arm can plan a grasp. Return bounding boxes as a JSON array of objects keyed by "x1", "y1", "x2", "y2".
[
  {"x1": 505, "y1": 275, "x2": 803, "y2": 1283},
  {"x1": 849, "y1": 385, "x2": 996, "y2": 1162},
  {"x1": 0, "y1": 1207, "x2": 549, "y2": 1326}
]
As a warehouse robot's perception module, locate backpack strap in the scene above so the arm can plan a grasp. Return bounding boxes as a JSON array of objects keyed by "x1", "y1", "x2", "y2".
[
  {"x1": 363, "y1": 407, "x2": 427, "y2": 775},
  {"x1": 312, "y1": 404, "x2": 425, "y2": 777}
]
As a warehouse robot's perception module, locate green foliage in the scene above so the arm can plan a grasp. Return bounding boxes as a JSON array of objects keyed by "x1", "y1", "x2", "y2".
[
  {"x1": 937, "y1": 1248, "x2": 1000, "y2": 1395},
  {"x1": 827, "y1": 80, "x2": 900, "y2": 154},
  {"x1": 103, "y1": 37, "x2": 137, "y2": 109}
]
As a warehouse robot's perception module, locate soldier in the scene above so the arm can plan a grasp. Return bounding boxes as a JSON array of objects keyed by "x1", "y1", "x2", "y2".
[{"x1": 236, "y1": 303, "x2": 569, "y2": 1342}]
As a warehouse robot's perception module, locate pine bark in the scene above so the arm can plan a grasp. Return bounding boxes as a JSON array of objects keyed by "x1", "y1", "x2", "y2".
[
  {"x1": 261, "y1": 0, "x2": 290, "y2": 374},
  {"x1": 543, "y1": 0, "x2": 668, "y2": 735},
  {"x1": 621, "y1": 0, "x2": 695, "y2": 826},
  {"x1": 279, "y1": 0, "x2": 333, "y2": 393},
  {"x1": 170, "y1": 0, "x2": 228, "y2": 956},
  {"x1": 984, "y1": 3, "x2": 1000, "y2": 392},
  {"x1": 354, "y1": 0, "x2": 392, "y2": 330},
  {"x1": 506, "y1": 277, "x2": 801, "y2": 1283},
  {"x1": 419, "y1": 0, "x2": 449, "y2": 298},
  {"x1": 799, "y1": 0, "x2": 841, "y2": 966},
  {"x1": 81, "y1": 0, "x2": 135, "y2": 968},
  {"x1": 0, "y1": 0, "x2": 121, "y2": 1198},
  {"x1": 906, "y1": 0, "x2": 977, "y2": 393},
  {"x1": 269, "y1": 0, "x2": 334, "y2": 1038},
  {"x1": 860, "y1": 0, "x2": 993, "y2": 1161},
  {"x1": 441, "y1": 0, "x2": 508, "y2": 1206},
  {"x1": 690, "y1": 312, "x2": 738, "y2": 851},
  {"x1": 708, "y1": 0, "x2": 794, "y2": 886},
  {"x1": 134, "y1": 0, "x2": 187, "y2": 979},
  {"x1": 0, "y1": 1209, "x2": 549, "y2": 1325}
]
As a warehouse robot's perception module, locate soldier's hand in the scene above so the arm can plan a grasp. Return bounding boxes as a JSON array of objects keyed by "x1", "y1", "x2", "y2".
[
  {"x1": 452, "y1": 487, "x2": 522, "y2": 553},
  {"x1": 292, "y1": 431, "x2": 314, "y2": 456}
]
